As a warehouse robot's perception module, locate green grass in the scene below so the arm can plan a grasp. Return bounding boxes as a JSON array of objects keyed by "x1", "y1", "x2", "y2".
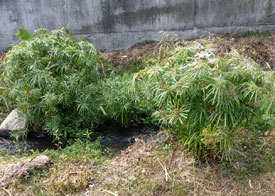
[
  {"x1": 243, "y1": 30, "x2": 271, "y2": 38},
  {"x1": 220, "y1": 128, "x2": 275, "y2": 179}
]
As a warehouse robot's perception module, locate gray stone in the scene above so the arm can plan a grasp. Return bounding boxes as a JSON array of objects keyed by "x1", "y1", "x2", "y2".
[
  {"x1": 0, "y1": 155, "x2": 53, "y2": 187},
  {"x1": 0, "y1": 0, "x2": 274, "y2": 52},
  {"x1": 0, "y1": 109, "x2": 26, "y2": 134},
  {"x1": 236, "y1": 162, "x2": 247, "y2": 169}
]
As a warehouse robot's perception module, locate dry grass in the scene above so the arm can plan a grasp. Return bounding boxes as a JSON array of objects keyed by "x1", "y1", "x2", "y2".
[
  {"x1": 102, "y1": 41, "x2": 159, "y2": 71},
  {"x1": 84, "y1": 134, "x2": 274, "y2": 196},
  {"x1": 0, "y1": 129, "x2": 274, "y2": 196}
]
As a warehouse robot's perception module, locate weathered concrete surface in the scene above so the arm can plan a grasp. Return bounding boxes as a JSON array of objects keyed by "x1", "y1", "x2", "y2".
[{"x1": 0, "y1": 0, "x2": 274, "y2": 51}]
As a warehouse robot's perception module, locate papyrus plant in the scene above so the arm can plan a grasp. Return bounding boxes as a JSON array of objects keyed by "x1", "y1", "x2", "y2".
[
  {"x1": 0, "y1": 29, "x2": 110, "y2": 144},
  {"x1": 133, "y1": 43, "x2": 274, "y2": 157}
]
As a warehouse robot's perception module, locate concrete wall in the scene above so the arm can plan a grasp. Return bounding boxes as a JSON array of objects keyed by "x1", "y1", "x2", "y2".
[{"x1": 0, "y1": 0, "x2": 274, "y2": 51}]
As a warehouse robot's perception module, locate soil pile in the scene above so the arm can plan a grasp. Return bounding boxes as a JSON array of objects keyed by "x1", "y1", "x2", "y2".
[{"x1": 102, "y1": 35, "x2": 275, "y2": 70}]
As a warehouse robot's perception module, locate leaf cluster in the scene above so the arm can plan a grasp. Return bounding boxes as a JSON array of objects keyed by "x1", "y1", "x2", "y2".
[{"x1": 100, "y1": 73, "x2": 156, "y2": 127}]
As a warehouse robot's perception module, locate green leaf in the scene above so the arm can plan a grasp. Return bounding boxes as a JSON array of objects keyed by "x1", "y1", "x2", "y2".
[{"x1": 16, "y1": 28, "x2": 31, "y2": 41}]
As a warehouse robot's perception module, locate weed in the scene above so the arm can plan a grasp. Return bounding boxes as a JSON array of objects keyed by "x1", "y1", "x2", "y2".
[{"x1": 243, "y1": 30, "x2": 271, "y2": 38}]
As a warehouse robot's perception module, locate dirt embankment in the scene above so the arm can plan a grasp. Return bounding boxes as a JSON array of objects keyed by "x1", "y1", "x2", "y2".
[
  {"x1": 102, "y1": 40, "x2": 159, "y2": 70},
  {"x1": 198, "y1": 35, "x2": 275, "y2": 69},
  {"x1": 102, "y1": 35, "x2": 275, "y2": 70}
]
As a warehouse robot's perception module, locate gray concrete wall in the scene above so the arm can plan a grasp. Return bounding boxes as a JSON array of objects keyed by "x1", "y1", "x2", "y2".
[{"x1": 0, "y1": 0, "x2": 274, "y2": 51}]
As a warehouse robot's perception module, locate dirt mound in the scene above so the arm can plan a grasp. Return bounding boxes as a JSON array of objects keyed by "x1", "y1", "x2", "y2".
[
  {"x1": 197, "y1": 35, "x2": 275, "y2": 69},
  {"x1": 86, "y1": 132, "x2": 275, "y2": 196},
  {"x1": 102, "y1": 41, "x2": 159, "y2": 70},
  {"x1": 2, "y1": 35, "x2": 274, "y2": 69},
  {"x1": 102, "y1": 35, "x2": 275, "y2": 70}
]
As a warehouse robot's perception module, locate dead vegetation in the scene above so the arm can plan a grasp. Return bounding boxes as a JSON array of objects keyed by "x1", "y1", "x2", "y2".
[
  {"x1": 197, "y1": 34, "x2": 275, "y2": 69},
  {"x1": 1, "y1": 34, "x2": 274, "y2": 70},
  {"x1": 87, "y1": 138, "x2": 196, "y2": 196},
  {"x1": 47, "y1": 165, "x2": 90, "y2": 194},
  {"x1": 102, "y1": 34, "x2": 275, "y2": 70},
  {"x1": 102, "y1": 41, "x2": 159, "y2": 71},
  {"x1": 85, "y1": 131, "x2": 275, "y2": 196}
]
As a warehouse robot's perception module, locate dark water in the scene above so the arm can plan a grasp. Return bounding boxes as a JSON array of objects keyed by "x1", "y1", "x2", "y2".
[
  {"x1": 93, "y1": 124, "x2": 158, "y2": 154},
  {"x1": 0, "y1": 133, "x2": 56, "y2": 153},
  {"x1": 0, "y1": 124, "x2": 158, "y2": 154}
]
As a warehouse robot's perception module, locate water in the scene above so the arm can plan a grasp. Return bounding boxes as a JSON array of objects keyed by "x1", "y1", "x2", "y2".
[
  {"x1": 0, "y1": 133, "x2": 56, "y2": 153},
  {"x1": 0, "y1": 124, "x2": 158, "y2": 154},
  {"x1": 93, "y1": 124, "x2": 158, "y2": 154}
]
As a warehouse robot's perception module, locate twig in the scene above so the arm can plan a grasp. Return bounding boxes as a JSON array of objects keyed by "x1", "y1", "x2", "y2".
[
  {"x1": 0, "y1": 188, "x2": 12, "y2": 196},
  {"x1": 232, "y1": 149, "x2": 247, "y2": 158},
  {"x1": 103, "y1": 189, "x2": 118, "y2": 196},
  {"x1": 68, "y1": 172, "x2": 81, "y2": 176},
  {"x1": 248, "y1": 179, "x2": 254, "y2": 189},
  {"x1": 157, "y1": 158, "x2": 171, "y2": 182}
]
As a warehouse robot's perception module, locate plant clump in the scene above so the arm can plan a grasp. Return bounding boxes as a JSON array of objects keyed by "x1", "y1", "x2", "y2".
[
  {"x1": 0, "y1": 29, "x2": 110, "y2": 144},
  {"x1": 129, "y1": 43, "x2": 274, "y2": 157}
]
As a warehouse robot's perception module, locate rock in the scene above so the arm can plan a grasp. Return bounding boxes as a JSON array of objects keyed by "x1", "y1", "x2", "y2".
[
  {"x1": 235, "y1": 161, "x2": 246, "y2": 169},
  {"x1": 0, "y1": 109, "x2": 26, "y2": 134},
  {"x1": 0, "y1": 155, "x2": 53, "y2": 187},
  {"x1": 154, "y1": 131, "x2": 175, "y2": 146}
]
